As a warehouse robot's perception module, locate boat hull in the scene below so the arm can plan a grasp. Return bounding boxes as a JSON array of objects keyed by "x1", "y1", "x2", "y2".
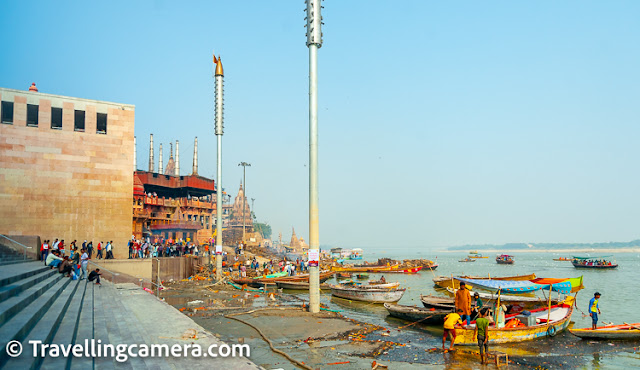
[
  {"x1": 331, "y1": 286, "x2": 406, "y2": 303},
  {"x1": 433, "y1": 273, "x2": 537, "y2": 289},
  {"x1": 384, "y1": 303, "x2": 449, "y2": 324},
  {"x1": 572, "y1": 262, "x2": 618, "y2": 269},
  {"x1": 570, "y1": 324, "x2": 640, "y2": 339},
  {"x1": 275, "y1": 281, "x2": 331, "y2": 290}
]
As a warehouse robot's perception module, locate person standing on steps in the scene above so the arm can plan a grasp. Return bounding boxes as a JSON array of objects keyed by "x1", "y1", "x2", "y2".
[{"x1": 80, "y1": 248, "x2": 89, "y2": 280}]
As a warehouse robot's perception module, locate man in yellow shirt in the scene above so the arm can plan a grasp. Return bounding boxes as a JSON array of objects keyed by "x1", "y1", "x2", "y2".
[{"x1": 443, "y1": 309, "x2": 463, "y2": 352}]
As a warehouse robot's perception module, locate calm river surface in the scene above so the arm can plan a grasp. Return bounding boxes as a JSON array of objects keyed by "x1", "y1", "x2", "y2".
[{"x1": 290, "y1": 249, "x2": 640, "y2": 369}]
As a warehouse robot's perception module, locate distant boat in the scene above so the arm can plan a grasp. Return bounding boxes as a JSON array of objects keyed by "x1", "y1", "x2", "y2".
[
  {"x1": 355, "y1": 273, "x2": 369, "y2": 279},
  {"x1": 468, "y1": 254, "x2": 488, "y2": 259},
  {"x1": 572, "y1": 256, "x2": 618, "y2": 269},
  {"x1": 496, "y1": 254, "x2": 514, "y2": 265},
  {"x1": 330, "y1": 284, "x2": 406, "y2": 303},
  {"x1": 459, "y1": 258, "x2": 476, "y2": 263},
  {"x1": 570, "y1": 323, "x2": 640, "y2": 340},
  {"x1": 384, "y1": 303, "x2": 450, "y2": 324},
  {"x1": 553, "y1": 257, "x2": 572, "y2": 261},
  {"x1": 469, "y1": 250, "x2": 479, "y2": 254}
]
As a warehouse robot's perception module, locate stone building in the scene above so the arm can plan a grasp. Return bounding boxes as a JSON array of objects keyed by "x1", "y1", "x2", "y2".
[
  {"x1": 0, "y1": 85, "x2": 135, "y2": 258},
  {"x1": 288, "y1": 227, "x2": 309, "y2": 252},
  {"x1": 229, "y1": 183, "x2": 253, "y2": 232}
]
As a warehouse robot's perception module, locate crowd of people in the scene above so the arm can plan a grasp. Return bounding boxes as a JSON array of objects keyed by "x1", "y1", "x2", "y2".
[
  {"x1": 40, "y1": 239, "x2": 113, "y2": 261},
  {"x1": 127, "y1": 238, "x2": 207, "y2": 259}
]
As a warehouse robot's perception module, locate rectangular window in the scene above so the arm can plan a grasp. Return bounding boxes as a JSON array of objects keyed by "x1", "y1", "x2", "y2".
[
  {"x1": 74, "y1": 110, "x2": 85, "y2": 132},
  {"x1": 51, "y1": 107, "x2": 62, "y2": 129},
  {"x1": 1, "y1": 101, "x2": 14, "y2": 124},
  {"x1": 96, "y1": 113, "x2": 107, "y2": 134},
  {"x1": 27, "y1": 104, "x2": 39, "y2": 127}
]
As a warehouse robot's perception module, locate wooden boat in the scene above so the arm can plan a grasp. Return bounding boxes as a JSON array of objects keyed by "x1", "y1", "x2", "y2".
[
  {"x1": 360, "y1": 282, "x2": 400, "y2": 289},
  {"x1": 384, "y1": 266, "x2": 424, "y2": 274},
  {"x1": 453, "y1": 297, "x2": 575, "y2": 345},
  {"x1": 433, "y1": 273, "x2": 537, "y2": 289},
  {"x1": 337, "y1": 272, "x2": 353, "y2": 279},
  {"x1": 330, "y1": 284, "x2": 406, "y2": 303},
  {"x1": 233, "y1": 270, "x2": 334, "y2": 288},
  {"x1": 459, "y1": 258, "x2": 476, "y2": 263},
  {"x1": 331, "y1": 264, "x2": 401, "y2": 273},
  {"x1": 420, "y1": 294, "x2": 476, "y2": 310},
  {"x1": 553, "y1": 257, "x2": 572, "y2": 261},
  {"x1": 570, "y1": 323, "x2": 640, "y2": 340},
  {"x1": 356, "y1": 273, "x2": 369, "y2": 279},
  {"x1": 496, "y1": 254, "x2": 514, "y2": 264},
  {"x1": 384, "y1": 303, "x2": 450, "y2": 324},
  {"x1": 572, "y1": 260, "x2": 618, "y2": 269},
  {"x1": 275, "y1": 281, "x2": 331, "y2": 290},
  {"x1": 469, "y1": 254, "x2": 489, "y2": 259},
  {"x1": 445, "y1": 288, "x2": 560, "y2": 305}
]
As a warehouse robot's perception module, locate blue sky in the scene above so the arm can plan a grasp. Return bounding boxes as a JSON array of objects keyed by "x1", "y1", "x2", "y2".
[{"x1": 2, "y1": 1, "x2": 639, "y2": 248}]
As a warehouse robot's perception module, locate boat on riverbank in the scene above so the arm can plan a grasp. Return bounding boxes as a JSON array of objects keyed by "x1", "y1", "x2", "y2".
[
  {"x1": 571, "y1": 256, "x2": 618, "y2": 269},
  {"x1": 384, "y1": 303, "x2": 450, "y2": 324},
  {"x1": 330, "y1": 284, "x2": 406, "y2": 303},
  {"x1": 453, "y1": 297, "x2": 575, "y2": 345},
  {"x1": 383, "y1": 266, "x2": 423, "y2": 274},
  {"x1": 331, "y1": 264, "x2": 401, "y2": 273},
  {"x1": 420, "y1": 294, "x2": 476, "y2": 310},
  {"x1": 496, "y1": 254, "x2": 514, "y2": 264},
  {"x1": 232, "y1": 270, "x2": 335, "y2": 288},
  {"x1": 432, "y1": 273, "x2": 537, "y2": 289},
  {"x1": 356, "y1": 273, "x2": 369, "y2": 279},
  {"x1": 570, "y1": 323, "x2": 640, "y2": 340}
]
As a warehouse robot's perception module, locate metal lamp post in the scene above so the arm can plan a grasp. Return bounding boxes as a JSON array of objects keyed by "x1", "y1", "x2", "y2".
[
  {"x1": 213, "y1": 53, "x2": 224, "y2": 281},
  {"x1": 238, "y1": 162, "x2": 251, "y2": 246},
  {"x1": 305, "y1": 0, "x2": 323, "y2": 313}
]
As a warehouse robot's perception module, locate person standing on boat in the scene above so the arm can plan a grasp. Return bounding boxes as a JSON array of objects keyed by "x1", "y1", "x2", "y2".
[
  {"x1": 472, "y1": 292, "x2": 483, "y2": 319},
  {"x1": 473, "y1": 308, "x2": 490, "y2": 365},
  {"x1": 442, "y1": 308, "x2": 464, "y2": 352},
  {"x1": 455, "y1": 282, "x2": 472, "y2": 325},
  {"x1": 589, "y1": 292, "x2": 602, "y2": 329}
]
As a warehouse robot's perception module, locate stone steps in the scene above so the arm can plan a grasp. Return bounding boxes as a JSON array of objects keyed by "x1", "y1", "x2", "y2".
[
  {"x1": 3, "y1": 279, "x2": 81, "y2": 370},
  {"x1": 0, "y1": 274, "x2": 69, "y2": 365},
  {"x1": 0, "y1": 268, "x2": 58, "y2": 302}
]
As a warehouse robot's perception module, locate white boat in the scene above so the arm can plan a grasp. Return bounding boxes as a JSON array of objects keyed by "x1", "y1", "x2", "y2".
[{"x1": 330, "y1": 284, "x2": 405, "y2": 303}]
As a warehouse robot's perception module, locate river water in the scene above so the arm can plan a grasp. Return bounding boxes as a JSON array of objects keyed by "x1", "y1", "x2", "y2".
[{"x1": 290, "y1": 249, "x2": 640, "y2": 368}]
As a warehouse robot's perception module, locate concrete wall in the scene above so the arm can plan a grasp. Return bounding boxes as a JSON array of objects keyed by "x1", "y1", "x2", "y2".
[
  {"x1": 91, "y1": 259, "x2": 152, "y2": 280},
  {"x1": 0, "y1": 88, "x2": 135, "y2": 259}
]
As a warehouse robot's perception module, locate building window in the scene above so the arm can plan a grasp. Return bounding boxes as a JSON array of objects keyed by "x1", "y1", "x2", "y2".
[
  {"x1": 1, "y1": 101, "x2": 13, "y2": 124},
  {"x1": 74, "y1": 110, "x2": 85, "y2": 132},
  {"x1": 96, "y1": 113, "x2": 107, "y2": 134},
  {"x1": 27, "y1": 104, "x2": 39, "y2": 127},
  {"x1": 51, "y1": 107, "x2": 62, "y2": 129}
]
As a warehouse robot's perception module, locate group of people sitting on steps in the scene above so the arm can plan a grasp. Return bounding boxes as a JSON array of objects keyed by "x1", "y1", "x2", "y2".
[{"x1": 44, "y1": 247, "x2": 102, "y2": 285}]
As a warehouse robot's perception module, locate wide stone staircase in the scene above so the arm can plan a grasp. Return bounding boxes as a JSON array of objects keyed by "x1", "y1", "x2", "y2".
[{"x1": 0, "y1": 259, "x2": 259, "y2": 370}]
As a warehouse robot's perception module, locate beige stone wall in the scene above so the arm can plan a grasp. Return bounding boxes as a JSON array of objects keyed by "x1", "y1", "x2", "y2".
[{"x1": 0, "y1": 88, "x2": 135, "y2": 259}]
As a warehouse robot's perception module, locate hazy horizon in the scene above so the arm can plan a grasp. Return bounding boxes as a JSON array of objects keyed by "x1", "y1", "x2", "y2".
[{"x1": 2, "y1": 1, "x2": 639, "y2": 248}]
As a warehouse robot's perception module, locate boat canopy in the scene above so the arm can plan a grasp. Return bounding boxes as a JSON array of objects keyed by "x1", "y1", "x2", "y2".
[
  {"x1": 457, "y1": 277, "x2": 572, "y2": 294},
  {"x1": 572, "y1": 255, "x2": 613, "y2": 260}
]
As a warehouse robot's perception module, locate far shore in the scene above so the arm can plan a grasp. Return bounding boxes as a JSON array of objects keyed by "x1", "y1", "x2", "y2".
[{"x1": 439, "y1": 248, "x2": 640, "y2": 254}]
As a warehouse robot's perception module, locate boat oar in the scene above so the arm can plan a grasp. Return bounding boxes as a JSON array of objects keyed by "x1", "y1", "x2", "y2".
[{"x1": 623, "y1": 322, "x2": 640, "y2": 330}]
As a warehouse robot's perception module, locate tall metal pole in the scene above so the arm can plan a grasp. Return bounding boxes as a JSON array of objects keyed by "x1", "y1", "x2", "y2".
[
  {"x1": 238, "y1": 162, "x2": 251, "y2": 245},
  {"x1": 214, "y1": 53, "x2": 225, "y2": 280},
  {"x1": 305, "y1": 0, "x2": 323, "y2": 313}
]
